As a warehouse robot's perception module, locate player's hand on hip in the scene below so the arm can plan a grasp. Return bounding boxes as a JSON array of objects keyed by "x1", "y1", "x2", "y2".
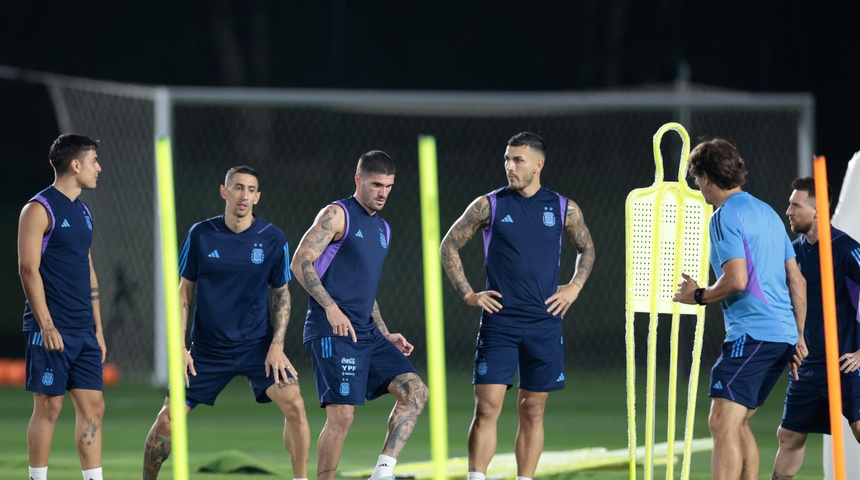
[
  {"x1": 41, "y1": 324, "x2": 64, "y2": 352},
  {"x1": 839, "y1": 349, "x2": 860, "y2": 373},
  {"x1": 386, "y1": 333, "x2": 414, "y2": 356},
  {"x1": 325, "y1": 305, "x2": 357, "y2": 342},
  {"x1": 546, "y1": 283, "x2": 582, "y2": 316},
  {"x1": 183, "y1": 348, "x2": 197, "y2": 388},
  {"x1": 672, "y1": 273, "x2": 699, "y2": 304},
  {"x1": 466, "y1": 290, "x2": 503, "y2": 313},
  {"x1": 266, "y1": 344, "x2": 297, "y2": 384}
]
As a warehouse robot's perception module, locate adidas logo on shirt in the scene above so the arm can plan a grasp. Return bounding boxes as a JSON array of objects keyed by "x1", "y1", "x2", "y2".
[
  {"x1": 355, "y1": 230, "x2": 364, "y2": 238},
  {"x1": 557, "y1": 373, "x2": 565, "y2": 382},
  {"x1": 208, "y1": 250, "x2": 221, "y2": 258},
  {"x1": 60, "y1": 219, "x2": 71, "y2": 227},
  {"x1": 712, "y1": 381, "x2": 723, "y2": 390},
  {"x1": 500, "y1": 215, "x2": 514, "y2": 223}
]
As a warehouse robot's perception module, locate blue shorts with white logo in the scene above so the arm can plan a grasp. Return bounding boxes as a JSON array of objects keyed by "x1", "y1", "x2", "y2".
[
  {"x1": 709, "y1": 334, "x2": 794, "y2": 409},
  {"x1": 182, "y1": 340, "x2": 290, "y2": 407},
  {"x1": 304, "y1": 331, "x2": 417, "y2": 407},
  {"x1": 472, "y1": 320, "x2": 565, "y2": 392},
  {"x1": 781, "y1": 365, "x2": 860, "y2": 434},
  {"x1": 25, "y1": 330, "x2": 103, "y2": 395}
]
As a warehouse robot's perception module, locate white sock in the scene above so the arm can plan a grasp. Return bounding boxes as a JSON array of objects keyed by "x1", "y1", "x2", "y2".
[
  {"x1": 294, "y1": 478, "x2": 309, "y2": 480},
  {"x1": 369, "y1": 454, "x2": 397, "y2": 480},
  {"x1": 515, "y1": 477, "x2": 532, "y2": 480},
  {"x1": 82, "y1": 467, "x2": 103, "y2": 480},
  {"x1": 467, "y1": 472, "x2": 486, "y2": 480},
  {"x1": 29, "y1": 466, "x2": 48, "y2": 480}
]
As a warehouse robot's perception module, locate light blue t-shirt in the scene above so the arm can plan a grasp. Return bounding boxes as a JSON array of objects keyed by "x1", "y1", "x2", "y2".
[{"x1": 709, "y1": 191, "x2": 797, "y2": 344}]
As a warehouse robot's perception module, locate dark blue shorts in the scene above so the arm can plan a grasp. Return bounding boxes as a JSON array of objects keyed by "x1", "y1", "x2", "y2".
[
  {"x1": 183, "y1": 342, "x2": 290, "y2": 407},
  {"x1": 25, "y1": 330, "x2": 103, "y2": 395},
  {"x1": 709, "y1": 334, "x2": 794, "y2": 409},
  {"x1": 472, "y1": 320, "x2": 565, "y2": 392},
  {"x1": 781, "y1": 365, "x2": 860, "y2": 434},
  {"x1": 304, "y1": 332, "x2": 417, "y2": 407}
]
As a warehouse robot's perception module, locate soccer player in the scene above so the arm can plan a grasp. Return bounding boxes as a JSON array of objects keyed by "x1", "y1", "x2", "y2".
[
  {"x1": 439, "y1": 132, "x2": 595, "y2": 480},
  {"x1": 673, "y1": 138, "x2": 807, "y2": 480},
  {"x1": 18, "y1": 133, "x2": 106, "y2": 480},
  {"x1": 771, "y1": 177, "x2": 860, "y2": 479},
  {"x1": 290, "y1": 150, "x2": 428, "y2": 480},
  {"x1": 141, "y1": 166, "x2": 310, "y2": 480}
]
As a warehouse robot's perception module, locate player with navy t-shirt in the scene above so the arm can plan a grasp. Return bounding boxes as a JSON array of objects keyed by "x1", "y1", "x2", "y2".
[
  {"x1": 440, "y1": 132, "x2": 595, "y2": 480},
  {"x1": 291, "y1": 151, "x2": 428, "y2": 480},
  {"x1": 674, "y1": 138, "x2": 807, "y2": 480},
  {"x1": 141, "y1": 166, "x2": 309, "y2": 480},
  {"x1": 18, "y1": 133, "x2": 106, "y2": 480},
  {"x1": 772, "y1": 177, "x2": 860, "y2": 478}
]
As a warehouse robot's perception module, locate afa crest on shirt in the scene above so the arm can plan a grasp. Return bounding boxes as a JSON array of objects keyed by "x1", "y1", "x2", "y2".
[
  {"x1": 379, "y1": 229, "x2": 387, "y2": 249},
  {"x1": 84, "y1": 214, "x2": 93, "y2": 231},
  {"x1": 542, "y1": 207, "x2": 556, "y2": 227},
  {"x1": 251, "y1": 243, "x2": 264, "y2": 264}
]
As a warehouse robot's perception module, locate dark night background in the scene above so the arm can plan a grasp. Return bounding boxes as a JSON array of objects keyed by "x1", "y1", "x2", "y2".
[{"x1": 1, "y1": 1, "x2": 857, "y2": 360}]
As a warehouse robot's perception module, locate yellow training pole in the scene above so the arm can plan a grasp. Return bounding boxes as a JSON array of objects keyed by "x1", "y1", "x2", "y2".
[
  {"x1": 155, "y1": 137, "x2": 189, "y2": 480},
  {"x1": 814, "y1": 156, "x2": 846, "y2": 480},
  {"x1": 418, "y1": 135, "x2": 449, "y2": 480}
]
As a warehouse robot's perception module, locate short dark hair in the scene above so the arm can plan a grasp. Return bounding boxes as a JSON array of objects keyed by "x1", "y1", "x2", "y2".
[
  {"x1": 225, "y1": 165, "x2": 259, "y2": 186},
  {"x1": 49, "y1": 133, "x2": 99, "y2": 174},
  {"x1": 357, "y1": 150, "x2": 396, "y2": 176},
  {"x1": 687, "y1": 138, "x2": 747, "y2": 190},
  {"x1": 507, "y1": 132, "x2": 546, "y2": 157},
  {"x1": 791, "y1": 176, "x2": 831, "y2": 204}
]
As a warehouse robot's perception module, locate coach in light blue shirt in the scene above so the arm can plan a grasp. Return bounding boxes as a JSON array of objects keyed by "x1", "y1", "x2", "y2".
[{"x1": 674, "y1": 138, "x2": 807, "y2": 480}]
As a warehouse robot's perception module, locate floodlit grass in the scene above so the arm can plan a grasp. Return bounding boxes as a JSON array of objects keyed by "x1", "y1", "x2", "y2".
[{"x1": 0, "y1": 369, "x2": 823, "y2": 479}]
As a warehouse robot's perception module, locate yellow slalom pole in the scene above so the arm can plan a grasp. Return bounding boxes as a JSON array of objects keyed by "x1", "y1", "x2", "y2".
[
  {"x1": 155, "y1": 137, "x2": 189, "y2": 480},
  {"x1": 813, "y1": 156, "x2": 846, "y2": 480},
  {"x1": 418, "y1": 135, "x2": 449, "y2": 480}
]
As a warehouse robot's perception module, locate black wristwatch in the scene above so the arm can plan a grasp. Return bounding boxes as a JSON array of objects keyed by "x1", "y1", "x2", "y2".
[{"x1": 693, "y1": 288, "x2": 706, "y2": 305}]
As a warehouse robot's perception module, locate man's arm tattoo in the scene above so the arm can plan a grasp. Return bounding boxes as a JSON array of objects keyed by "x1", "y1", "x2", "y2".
[
  {"x1": 440, "y1": 198, "x2": 489, "y2": 297},
  {"x1": 565, "y1": 200, "x2": 595, "y2": 288},
  {"x1": 371, "y1": 300, "x2": 389, "y2": 336},
  {"x1": 269, "y1": 284, "x2": 290, "y2": 345},
  {"x1": 91, "y1": 287, "x2": 99, "y2": 302}
]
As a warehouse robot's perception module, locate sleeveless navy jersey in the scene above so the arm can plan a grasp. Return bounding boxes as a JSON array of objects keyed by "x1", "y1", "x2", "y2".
[
  {"x1": 303, "y1": 196, "x2": 391, "y2": 343},
  {"x1": 23, "y1": 186, "x2": 94, "y2": 333},
  {"x1": 794, "y1": 226, "x2": 860, "y2": 366},
  {"x1": 481, "y1": 186, "x2": 568, "y2": 324},
  {"x1": 178, "y1": 215, "x2": 290, "y2": 351}
]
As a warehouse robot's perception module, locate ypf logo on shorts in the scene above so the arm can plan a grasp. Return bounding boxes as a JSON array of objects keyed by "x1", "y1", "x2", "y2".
[{"x1": 42, "y1": 369, "x2": 54, "y2": 386}]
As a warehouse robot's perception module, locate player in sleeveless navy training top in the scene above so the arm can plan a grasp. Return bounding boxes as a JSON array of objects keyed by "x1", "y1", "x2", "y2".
[
  {"x1": 673, "y1": 139, "x2": 807, "y2": 480},
  {"x1": 291, "y1": 151, "x2": 428, "y2": 480},
  {"x1": 18, "y1": 133, "x2": 106, "y2": 480},
  {"x1": 440, "y1": 132, "x2": 595, "y2": 480},
  {"x1": 771, "y1": 177, "x2": 860, "y2": 478},
  {"x1": 141, "y1": 166, "x2": 310, "y2": 480}
]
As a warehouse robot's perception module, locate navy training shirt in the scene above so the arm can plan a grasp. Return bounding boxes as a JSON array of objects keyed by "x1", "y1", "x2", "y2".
[
  {"x1": 794, "y1": 226, "x2": 860, "y2": 366},
  {"x1": 303, "y1": 196, "x2": 391, "y2": 342},
  {"x1": 178, "y1": 215, "x2": 290, "y2": 350}
]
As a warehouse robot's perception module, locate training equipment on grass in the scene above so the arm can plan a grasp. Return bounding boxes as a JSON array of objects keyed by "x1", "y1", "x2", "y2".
[{"x1": 625, "y1": 122, "x2": 712, "y2": 480}]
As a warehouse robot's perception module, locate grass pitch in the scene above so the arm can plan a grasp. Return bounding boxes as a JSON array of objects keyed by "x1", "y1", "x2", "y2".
[{"x1": 0, "y1": 370, "x2": 823, "y2": 479}]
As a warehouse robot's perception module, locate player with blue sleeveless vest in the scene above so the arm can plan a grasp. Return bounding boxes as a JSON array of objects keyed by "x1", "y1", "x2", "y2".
[
  {"x1": 291, "y1": 150, "x2": 428, "y2": 480},
  {"x1": 18, "y1": 133, "x2": 106, "y2": 480},
  {"x1": 440, "y1": 132, "x2": 595, "y2": 480}
]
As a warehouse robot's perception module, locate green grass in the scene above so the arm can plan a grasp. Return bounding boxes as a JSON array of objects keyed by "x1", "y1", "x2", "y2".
[{"x1": 0, "y1": 370, "x2": 824, "y2": 479}]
